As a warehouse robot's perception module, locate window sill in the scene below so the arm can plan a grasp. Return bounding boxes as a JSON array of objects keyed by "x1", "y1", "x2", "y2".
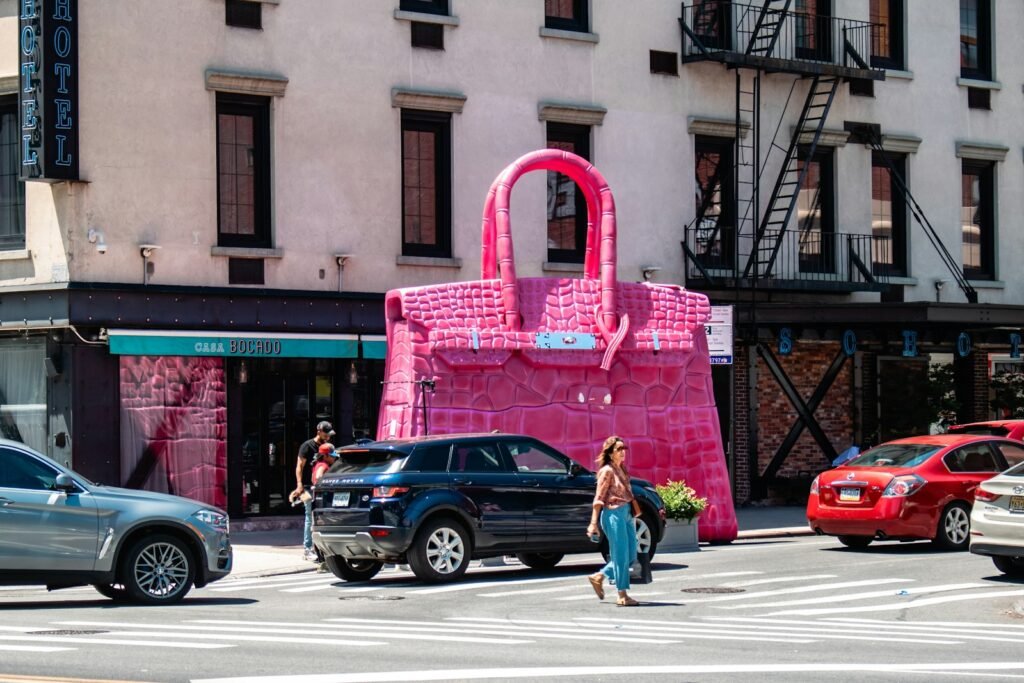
[
  {"x1": 393, "y1": 9, "x2": 459, "y2": 26},
  {"x1": 211, "y1": 246, "x2": 283, "y2": 259},
  {"x1": 884, "y1": 69, "x2": 913, "y2": 81},
  {"x1": 539, "y1": 27, "x2": 599, "y2": 44},
  {"x1": 542, "y1": 261, "x2": 585, "y2": 273},
  {"x1": 966, "y1": 279, "x2": 1005, "y2": 289},
  {"x1": 0, "y1": 248, "x2": 30, "y2": 262},
  {"x1": 396, "y1": 255, "x2": 462, "y2": 268},
  {"x1": 957, "y1": 77, "x2": 1001, "y2": 91}
]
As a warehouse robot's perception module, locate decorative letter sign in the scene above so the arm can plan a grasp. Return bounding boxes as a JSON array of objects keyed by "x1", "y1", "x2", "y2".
[
  {"x1": 902, "y1": 330, "x2": 917, "y2": 357},
  {"x1": 778, "y1": 327, "x2": 793, "y2": 356},
  {"x1": 19, "y1": 0, "x2": 78, "y2": 181}
]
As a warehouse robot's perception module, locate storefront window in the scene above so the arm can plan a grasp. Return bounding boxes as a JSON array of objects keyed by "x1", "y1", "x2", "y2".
[
  {"x1": 0, "y1": 338, "x2": 46, "y2": 453},
  {"x1": 119, "y1": 356, "x2": 227, "y2": 508}
]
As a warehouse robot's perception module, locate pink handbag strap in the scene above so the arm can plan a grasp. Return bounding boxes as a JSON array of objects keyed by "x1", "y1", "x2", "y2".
[{"x1": 480, "y1": 149, "x2": 618, "y2": 336}]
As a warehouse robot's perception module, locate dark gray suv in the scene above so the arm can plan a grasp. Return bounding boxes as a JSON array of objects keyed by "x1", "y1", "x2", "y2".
[{"x1": 0, "y1": 439, "x2": 232, "y2": 604}]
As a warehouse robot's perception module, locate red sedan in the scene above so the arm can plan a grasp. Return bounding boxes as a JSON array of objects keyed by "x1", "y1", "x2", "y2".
[
  {"x1": 947, "y1": 419, "x2": 1024, "y2": 441},
  {"x1": 807, "y1": 435, "x2": 1024, "y2": 550}
]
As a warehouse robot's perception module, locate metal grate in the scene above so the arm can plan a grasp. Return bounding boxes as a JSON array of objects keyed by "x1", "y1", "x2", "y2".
[
  {"x1": 337, "y1": 595, "x2": 405, "y2": 601},
  {"x1": 31, "y1": 629, "x2": 109, "y2": 636},
  {"x1": 680, "y1": 587, "x2": 746, "y2": 594}
]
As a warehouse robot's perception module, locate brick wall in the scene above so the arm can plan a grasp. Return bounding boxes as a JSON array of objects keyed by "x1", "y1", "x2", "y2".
[
  {"x1": 756, "y1": 342, "x2": 854, "y2": 478},
  {"x1": 733, "y1": 347, "x2": 751, "y2": 504}
]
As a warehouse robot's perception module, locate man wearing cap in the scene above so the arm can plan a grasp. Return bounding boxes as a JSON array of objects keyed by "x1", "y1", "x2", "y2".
[{"x1": 292, "y1": 420, "x2": 335, "y2": 562}]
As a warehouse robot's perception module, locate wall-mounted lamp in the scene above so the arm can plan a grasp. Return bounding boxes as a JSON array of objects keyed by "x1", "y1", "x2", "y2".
[
  {"x1": 87, "y1": 228, "x2": 107, "y2": 254},
  {"x1": 139, "y1": 244, "x2": 160, "y2": 285},
  {"x1": 335, "y1": 253, "x2": 353, "y2": 292},
  {"x1": 238, "y1": 360, "x2": 249, "y2": 384},
  {"x1": 641, "y1": 265, "x2": 661, "y2": 282},
  {"x1": 934, "y1": 278, "x2": 948, "y2": 303}
]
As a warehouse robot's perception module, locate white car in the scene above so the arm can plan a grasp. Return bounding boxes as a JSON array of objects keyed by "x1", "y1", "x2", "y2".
[{"x1": 969, "y1": 460, "x2": 1024, "y2": 577}]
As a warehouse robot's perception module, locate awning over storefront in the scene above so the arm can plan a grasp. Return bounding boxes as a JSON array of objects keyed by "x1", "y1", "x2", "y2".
[
  {"x1": 108, "y1": 329, "x2": 359, "y2": 358},
  {"x1": 360, "y1": 334, "x2": 387, "y2": 359}
]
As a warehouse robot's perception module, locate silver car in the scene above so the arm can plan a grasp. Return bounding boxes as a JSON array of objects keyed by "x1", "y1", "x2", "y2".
[
  {"x1": 0, "y1": 438, "x2": 232, "y2": 603},
  {"x1": 969, "y1": 459, "x2": 1024, "y2": 578}
]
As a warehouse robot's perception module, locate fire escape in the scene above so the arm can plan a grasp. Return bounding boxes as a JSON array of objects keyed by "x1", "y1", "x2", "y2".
[{"x1": 680, "y1": 0, "x2": 886, "y2": 294}]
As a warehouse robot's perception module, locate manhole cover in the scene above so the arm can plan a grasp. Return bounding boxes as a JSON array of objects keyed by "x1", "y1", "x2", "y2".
[
  {"x1": 31, "y1": 630, "x2": 108, "y2": 636},
  {"x1": 680, "y1": 587, "x2": 746, "y2": 594},
  {"x1": 337, "y1": 595, "x2": 405, "y2": 602}
]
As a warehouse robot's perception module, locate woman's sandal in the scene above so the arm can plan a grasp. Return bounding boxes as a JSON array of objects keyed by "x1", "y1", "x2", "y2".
[
  {"x1": 588, "y1": 574, "x2": 605, "y2": 600},
  {"x1": 616, "y1": 595, "x2": 639, "y2": 607}
]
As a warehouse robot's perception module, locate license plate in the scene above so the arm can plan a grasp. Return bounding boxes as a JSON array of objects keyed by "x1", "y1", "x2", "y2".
[
  {"x1": 1010, "y1": 496, "x2": 1024, "y2": 513},
  {"x1": 331, "y1": 492, "x2": 351, "y2": 508},
  {"x1": 839, "y1": 487, "x2": 862, "y2": 502}
]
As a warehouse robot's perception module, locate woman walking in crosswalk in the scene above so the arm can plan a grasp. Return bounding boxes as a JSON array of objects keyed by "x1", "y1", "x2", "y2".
[{"x1": 586, "y1": 435, "x2": 639, "y2": 606}]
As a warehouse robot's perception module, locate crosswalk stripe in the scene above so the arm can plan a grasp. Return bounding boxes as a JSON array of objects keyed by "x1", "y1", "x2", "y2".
[
  {"x1": 701, "y1": 616, "x2": 1024, "y2": 643},
  {"x1": 0, "y1": 634, "x2": 230, "y2": 649},
  {"x1": 210, "y1": 577, "x2": 339, "y2": 592},
  {"x1": 566, "y1": 618, "x2": 960, "y2": 645},
  {"x1": 826, "y1": 617, "x2": 1024, "y2": 631},
  {"x1": 0, "y1": 644, "x2": 73, "y2": 652},
  {"x1": 722, "y1": 574, "x2": 836, "y2": 588},
  {"x1": 681, "y1": 578, "x2": 910, "y2": 603},
  {"x1": 103, "y1": 631, "x2": 387, "y2": 646},
  {"x1": 478, "y1": 585, "x2": 581, "y2": 598},
  {"x1": 717, "y1": 583, "x2": 987, "y2": 609},
  {"x1": 407, "y1": 575, "x2": 580, "y2": 594},
  {"x1": 766, "y1": 588, "x2": 1024, "y2": 616},
  {"x1": 281, "y1": 584, "x2": 381, "y2": 594},
  {"x1": 207, "y1": 573, "x2": 318, "y2": 588}
]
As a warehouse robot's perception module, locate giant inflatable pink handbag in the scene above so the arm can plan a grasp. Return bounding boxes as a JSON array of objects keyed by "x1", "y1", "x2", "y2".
[{"x1": 377, "y1": 149, "x2": 737, "y2": 542}]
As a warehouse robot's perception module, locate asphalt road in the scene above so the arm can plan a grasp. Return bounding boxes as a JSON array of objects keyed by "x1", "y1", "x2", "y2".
[{"x1": 1, "y1": 536, "x2": 1023, "y2": 683}]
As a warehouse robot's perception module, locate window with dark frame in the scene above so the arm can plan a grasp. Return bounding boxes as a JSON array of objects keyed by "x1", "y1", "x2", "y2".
[
  {"x1": 691, "y1": 0, "x2": 732, "y2": 51},
  {"x1": 400, "y1": 0, "x2": 449, "y2": 16},
  {"x1": 545, "y1": 0, "x2": 588, "y2": 33},
  {"x1": 796, "y1": 146, "x2": 835, "y2": 273},
  {"x1": 0, "y1": 96, "x2": 25, "y2": 251},
  {"x1": 795, "y1": 0, "x2": 832, "y2": 62},
  {"x1": 228, "y1": 258, "x2": 265, "y2": 285},
  {"x1": 960, "y1": 0, "x2": 992, "y2": 80},
  {"x1": 961, "y1": 159, "x2": 994, "y2": 280},
  {"x1": 694, "y1": 136, "x2": 735, "y2": 270},
  {"x1": 411, "y1": 21, "x2": 444, "y2": 49},
  {"x1": 870, "y1": 0, "x2": 904, "y2": 70},
  {"x1": 967, "y1": 86, "x2": 991, "y2": 110},
  {"x1": 871, "y1": 152, "x2": 907, "y2": 277},
  {"x1": 225, "y1": 0, "x2": 262, "y2": 29},
  {"x1": 216, "y1": 93, "x2": 271, "y2": 249},
  {"x1": 649, "y1": 50, "x2": 679, "y2": 76},
  {"x1": 401, "y1": 110, "x2": 452, "y2": 258},
  {"x1": 545, "y1": 122, "x2": 591, "y2": 264}
]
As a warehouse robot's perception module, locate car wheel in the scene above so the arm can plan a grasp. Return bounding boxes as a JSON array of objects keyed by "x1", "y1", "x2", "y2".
[
  {"x1": 992, "y1": 555, "x2": 1024, "y2": 578},
  {"x1": 600, "y1": 514, "x2": 659, "y2": 562},
  {"x1": 837, "y1": 535, "x2": 873, "y2": 549},
  {"x1": 516, "y1": 552, "x2": 564, "y2": 569},
  {"x1": 407, "y1": 517, "x2": 471, "y2": 583},
  {"x1": 324, "y1": 555, "x2": 383, "y2": 582},
  {"x1": 91, "y1": 583, "x2": 129, "y2": 601},
  {"x1": 933, "y1": 502, "x2": 971, "y2": 551},
  {"x1": 121, "y1": 534, "x2": 195, "y2": 605}
]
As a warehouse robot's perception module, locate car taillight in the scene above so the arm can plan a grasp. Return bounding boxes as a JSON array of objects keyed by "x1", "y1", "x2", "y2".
[
  {"x1": 370, "y1": 529, "x2": 391, "y2": 538},
  {"x1": 809, "y1": 476, "x2": 820, "y2": 495},
  {"x1": 881, "y1": 474, "x2": 927, "y2": 497},
  {"x1": 372, "y1": 486, "x2": 410, "y2": 498},
  {"x1": 974, "y1": 488, "x2": 1001, "y2": 503}
]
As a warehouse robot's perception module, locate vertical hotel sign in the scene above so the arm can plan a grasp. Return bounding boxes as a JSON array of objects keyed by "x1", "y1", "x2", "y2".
[{"x1": 19, "y1": 0, "x2": 79, "y2": 182}]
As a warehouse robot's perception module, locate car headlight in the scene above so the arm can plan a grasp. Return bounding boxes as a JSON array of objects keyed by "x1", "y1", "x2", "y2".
[{"x1": 192, "y1": 509, "x2": 229, "y2": 532}]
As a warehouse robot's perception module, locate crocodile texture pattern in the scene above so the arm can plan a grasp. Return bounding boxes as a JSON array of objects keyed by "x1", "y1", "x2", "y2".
[{"x1": 377, "y1": 150, "x2": 737, "y2": 542}]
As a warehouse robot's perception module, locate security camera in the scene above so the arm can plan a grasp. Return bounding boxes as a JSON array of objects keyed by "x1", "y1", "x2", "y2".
[{"x1": 95, "y1": 240, "x2": 107, "y2": 254}]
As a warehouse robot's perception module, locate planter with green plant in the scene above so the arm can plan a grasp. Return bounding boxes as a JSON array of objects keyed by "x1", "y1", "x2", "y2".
[{"x1": 654, "y1": 480, "x2": 707, "y2": 552}]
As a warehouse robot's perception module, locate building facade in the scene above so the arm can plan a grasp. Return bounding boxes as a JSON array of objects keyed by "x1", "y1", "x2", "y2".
[{"x1": 0, "y1": 0, "x2": 1021, "y2": 515}]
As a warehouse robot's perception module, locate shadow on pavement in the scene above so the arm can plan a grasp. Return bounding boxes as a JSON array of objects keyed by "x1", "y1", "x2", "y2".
[{"x1": 0, "y1": 596, "x2": 258, "y2": 610}]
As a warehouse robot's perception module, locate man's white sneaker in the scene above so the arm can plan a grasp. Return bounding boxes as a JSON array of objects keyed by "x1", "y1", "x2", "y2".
[{"x1": 303, "y1": 550, "x2": 318, "y2": 562}]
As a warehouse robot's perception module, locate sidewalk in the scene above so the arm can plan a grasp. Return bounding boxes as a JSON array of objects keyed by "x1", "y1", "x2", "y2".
[{"x1": 228, "y1": 505, "x2": 812, "y2": 580}]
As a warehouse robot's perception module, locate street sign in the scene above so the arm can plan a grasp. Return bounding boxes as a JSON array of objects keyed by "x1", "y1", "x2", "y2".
[{"x1": 706, "y1": 305, "x2": 733, "y2": 365}]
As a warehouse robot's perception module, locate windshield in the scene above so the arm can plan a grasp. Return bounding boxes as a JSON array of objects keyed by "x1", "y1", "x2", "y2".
[
  {"x1": 326, "y1": 449, "x2": 407, "y2": 475},
  {"x1": 846, "y1": 443, "x2": 941, "y2": 468}
]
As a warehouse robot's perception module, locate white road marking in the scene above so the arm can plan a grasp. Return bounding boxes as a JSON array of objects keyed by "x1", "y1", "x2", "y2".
[
  {"x1": 827, "y1": 617, "x2": 1024, "y2": 631},
  {"x1": 717, "y1": 583, "x2": 987, "y2": 609},
  {"x1": 210, "y1": 577, "x2": 340, "y2": 592},
  {"x1": 681, "y1": 578, "x2": 911, "y2": 603},
  {"x1": 407, "y1": 575, "x2": 584, "y2": 594},
  {"x1": 766, "y1": 588, "x2": 1024, "y2": 616},
  {"x1": 722, "y1": 574, "x2": 836, "y2": 587},
  {"x1": 280, "y1": 584, "x2": 383, "y2": 594},
  {"x1": 0, "y1": 634, "x2": 229, "y2": 649},
  {"x1": 191, "y1": 661, "x2": 1024, "y2": 683},
  {"x1": 0, "y1": 644, "x2": 73, "y2": 652},
  {"x1": 478, "y1": 585, "x2": 581, "y2": 598},
  {"x1": 700, "y1": 617, "x2": 1024, "y2": 643},
  {"x1": 688, "y1": 571, "x2": 763, "y2": 578}
]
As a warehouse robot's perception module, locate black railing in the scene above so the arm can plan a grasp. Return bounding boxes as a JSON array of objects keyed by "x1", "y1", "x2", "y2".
[
  {"x1": 683, "y1": 225, "x2": 892, "y2": 289},
  {"x1": 680, "y1": 2, "x2": 876, "y2": 73}
]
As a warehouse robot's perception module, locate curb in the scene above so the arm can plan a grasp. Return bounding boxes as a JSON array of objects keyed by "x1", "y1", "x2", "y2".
[{"x1": 735, "y1": 526, "x2": 815, "y2": 540}]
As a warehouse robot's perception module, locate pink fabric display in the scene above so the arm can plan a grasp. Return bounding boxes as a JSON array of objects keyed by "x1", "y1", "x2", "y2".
[{"x1": 377, "y1": 149, "x2": 737, "y2": 542}]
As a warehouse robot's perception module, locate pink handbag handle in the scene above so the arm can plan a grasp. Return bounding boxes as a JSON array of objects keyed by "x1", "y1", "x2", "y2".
[
  {"x1": 480, "y1": 149, "x2": 618, "y2": 335},
  {"x1": 481, "y1": 159, "x2": 602, "y2": 281}
]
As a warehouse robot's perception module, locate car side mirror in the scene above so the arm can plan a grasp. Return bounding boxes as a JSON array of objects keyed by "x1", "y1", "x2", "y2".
[
  {"x1": 568, "y1": 462, "x2": 583, "y2": 478},
  {"x1": 54, "y1": 473, "x2": 77, "y2": 493}
]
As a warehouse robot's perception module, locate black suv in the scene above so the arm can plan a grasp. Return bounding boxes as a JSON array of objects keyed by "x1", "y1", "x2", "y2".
[{"x1": 311, "y1": 433, "x2": 666, "y2": 583}]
